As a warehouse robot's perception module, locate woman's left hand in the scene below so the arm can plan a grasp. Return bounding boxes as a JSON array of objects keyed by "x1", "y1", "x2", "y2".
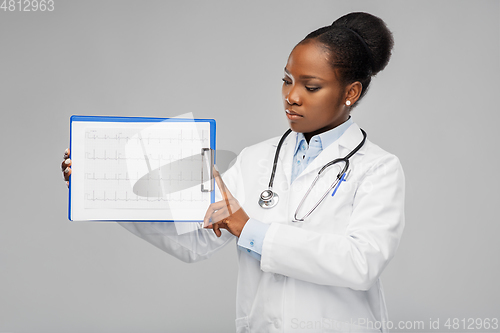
[{"x1": 203, "y1": 167, "x2": 249, "y2": 238}]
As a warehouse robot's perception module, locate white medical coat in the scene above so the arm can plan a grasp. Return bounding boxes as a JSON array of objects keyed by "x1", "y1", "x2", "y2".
[{"x1": 119, "y1": 123, "x2": 405, "y2": 333}]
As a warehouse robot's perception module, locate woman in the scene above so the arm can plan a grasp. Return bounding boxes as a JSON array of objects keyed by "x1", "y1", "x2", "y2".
[{"x1": 62, "y1": 12, "x2": 404, "y2": 333}]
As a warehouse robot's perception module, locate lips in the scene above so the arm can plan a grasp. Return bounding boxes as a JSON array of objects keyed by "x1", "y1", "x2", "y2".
[
  {"x1": 285, "y1": 109, "x2": 303, "y2": 116},
  {"x1": 286, "y1": 109, "x2": 303, "y2": 120}
]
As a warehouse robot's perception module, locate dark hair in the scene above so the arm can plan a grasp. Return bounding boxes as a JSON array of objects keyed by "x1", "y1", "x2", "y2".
[{"x1": 301, "y1": 12, "x2": 394, "y2": 104}]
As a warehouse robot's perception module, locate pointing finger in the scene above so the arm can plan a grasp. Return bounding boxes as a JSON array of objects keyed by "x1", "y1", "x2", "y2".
[
  {"x1": 213, "y1": 166, "x2": 232, "y2": 199},
  {"x1": 203, "y1": 200, "x2": 227, "y2": 228},
  {"x1": 213, "y1": 166, "x2": 233, "y2": 215}
]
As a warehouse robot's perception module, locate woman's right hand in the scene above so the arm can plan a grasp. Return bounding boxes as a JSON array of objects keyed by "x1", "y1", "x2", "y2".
[{"x1": 61, "y1": 148, "x2": 72, "y2": 187}]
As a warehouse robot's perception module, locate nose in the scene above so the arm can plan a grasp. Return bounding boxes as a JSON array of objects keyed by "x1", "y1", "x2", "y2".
[{"x1": 284, "y1": 85, "x2": 301, "y2": 106}]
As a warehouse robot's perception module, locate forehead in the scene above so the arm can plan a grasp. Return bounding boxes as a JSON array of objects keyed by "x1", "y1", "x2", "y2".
[{"x1": 285, "y1": 40, "x2": 336, "y2": 79}]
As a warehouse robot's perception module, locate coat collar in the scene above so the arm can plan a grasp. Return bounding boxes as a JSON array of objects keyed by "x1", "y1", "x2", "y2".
[{"x1": 270, "y1": 123, "x2": 366, "y2": 184}]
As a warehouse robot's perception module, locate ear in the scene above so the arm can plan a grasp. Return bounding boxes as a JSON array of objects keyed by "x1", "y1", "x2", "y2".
[{"x1": 344, "y1": 81, "x2": 362, "y2": 106}]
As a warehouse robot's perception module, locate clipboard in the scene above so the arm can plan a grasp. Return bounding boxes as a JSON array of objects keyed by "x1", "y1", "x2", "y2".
[{"x1": 68, "y1": 115, "x2": 216, "y2": 222}]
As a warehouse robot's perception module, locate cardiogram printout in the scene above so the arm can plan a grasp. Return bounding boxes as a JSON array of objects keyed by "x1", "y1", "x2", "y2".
[{"x1": 69, "y1": 115, "x2": 215, "y2": 221}]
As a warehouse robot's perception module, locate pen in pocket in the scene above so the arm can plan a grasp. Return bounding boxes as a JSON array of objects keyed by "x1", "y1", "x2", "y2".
[{"x1": 331, "y1": 169, "x2": 349, "y2": 197}]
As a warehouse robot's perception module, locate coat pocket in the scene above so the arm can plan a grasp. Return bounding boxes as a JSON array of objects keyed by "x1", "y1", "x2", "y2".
[{"x1": 235, "y1": 316, "x2": 250, "y2": 333}]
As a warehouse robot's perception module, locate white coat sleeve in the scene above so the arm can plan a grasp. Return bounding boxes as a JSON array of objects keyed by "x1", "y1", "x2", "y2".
[
  {"x1": 260, "y1": 154, "x2": 405, "y2": 290},
  {"x1": 118, "y1": 221, "x2": 234, "y2": 263},
  {"x1": 118, "y1": 149, "x2": 247, "y2": 263}
]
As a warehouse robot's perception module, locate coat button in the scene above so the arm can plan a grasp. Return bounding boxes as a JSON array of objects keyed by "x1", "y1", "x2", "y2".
[{"x1": 274, "y1": 319, "x2": 281, "y2": 329}]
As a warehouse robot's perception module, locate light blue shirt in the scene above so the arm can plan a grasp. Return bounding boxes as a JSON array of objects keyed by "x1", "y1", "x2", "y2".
[{"x1": 237, "y1": 118, "x2": 353, "y2": 261}]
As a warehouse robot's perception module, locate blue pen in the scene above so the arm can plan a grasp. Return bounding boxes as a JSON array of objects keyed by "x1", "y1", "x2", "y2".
[{"x1": 331, "y1": 171, "x2": 348, "y2": 197}]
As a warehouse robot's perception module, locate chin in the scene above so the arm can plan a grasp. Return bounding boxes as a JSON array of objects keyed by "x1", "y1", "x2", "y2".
[
  {"x1": 287, "y1": 121, "x2": 299, "y2": 132},
  {"x1": 287, "y1": 122, "x2": 308, "y2": 134}
]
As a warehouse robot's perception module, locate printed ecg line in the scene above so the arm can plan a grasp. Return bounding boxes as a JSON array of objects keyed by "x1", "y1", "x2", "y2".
[
  {"x1": 85, "y1": 191, "x2": 205, "y2": 203},
  {"x1": 85, "y1": 150, "x2": 201, "y2": 162},
  {"x1": 83, "y1": 127, "x2": 210, "y2": 210},
  {"x1": 85, "y1": 129, "x2": 207, "y2": 143}
]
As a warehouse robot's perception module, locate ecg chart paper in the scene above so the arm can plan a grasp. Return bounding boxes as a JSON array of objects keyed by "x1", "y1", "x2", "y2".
[{"x1": 69, "y1": 116, "x2": 215, "y2": 221}]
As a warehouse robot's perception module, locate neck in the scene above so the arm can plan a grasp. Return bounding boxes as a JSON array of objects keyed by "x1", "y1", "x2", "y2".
[{"x1": 303, "y1": 117, "x2": 350, "y2": 144}]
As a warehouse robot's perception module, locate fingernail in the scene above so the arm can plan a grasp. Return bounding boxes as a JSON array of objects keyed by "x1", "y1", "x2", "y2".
[
  {"x1": 65, "y1": 159, "x2": 71, "y2": 165},
  {"x1": 214, "y1": 165, "x2": 219, "y2": 172},
  {"x1": 66, "y1": 181, "x2": 69, "y2": 188},
  {"x1": 65, "y1": 149, "x2": 69, "y2": 155},
  {"x1": 64, "y1": 167, "x2": 70, "y2": 173}
]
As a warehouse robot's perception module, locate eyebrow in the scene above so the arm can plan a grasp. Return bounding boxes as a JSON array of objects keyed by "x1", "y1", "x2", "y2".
[{"x1": 284, "y1": 67, "x2": 325, "y2": 81}]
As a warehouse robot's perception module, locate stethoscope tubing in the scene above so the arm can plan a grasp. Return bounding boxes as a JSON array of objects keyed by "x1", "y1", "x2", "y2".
[
  {"x1": 292, "y1": 160, "x2": 349, "y2": 222},
  {"x1": 259, "y1": 128, "x2": 367, "y2": 222},
  {"x1": 268, "y1": 128, "x2": 292, "y2": 189}
]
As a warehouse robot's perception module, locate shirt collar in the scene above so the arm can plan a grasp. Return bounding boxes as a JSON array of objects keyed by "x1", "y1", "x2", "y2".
[{"x1": 293, "y1": 117, "x2": 354, "y2": 155}]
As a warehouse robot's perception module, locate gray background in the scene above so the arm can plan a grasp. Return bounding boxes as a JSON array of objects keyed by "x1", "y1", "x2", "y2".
[{"x1": 1, "y1": 0, "x2": 499, "y2": 332}]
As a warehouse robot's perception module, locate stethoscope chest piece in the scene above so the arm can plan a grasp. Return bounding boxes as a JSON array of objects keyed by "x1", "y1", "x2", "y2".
[{"x1": 259, "y1": 189, "x2": 279, "y2": 209}]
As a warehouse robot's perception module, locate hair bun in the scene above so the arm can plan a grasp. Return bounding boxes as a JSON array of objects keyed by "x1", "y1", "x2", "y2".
[{"x1": 332, "y1": 12, "x2": 394, "y2": 75}]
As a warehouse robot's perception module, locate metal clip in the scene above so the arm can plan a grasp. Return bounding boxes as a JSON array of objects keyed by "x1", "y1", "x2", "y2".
[{"x1": 201, "y1": 148, "x2": 214, "y2": 192}]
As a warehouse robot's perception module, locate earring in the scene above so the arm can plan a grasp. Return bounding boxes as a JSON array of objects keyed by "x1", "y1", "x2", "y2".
[{"x1": 345, "y1": 100, "x2": 351, "y2": 106}]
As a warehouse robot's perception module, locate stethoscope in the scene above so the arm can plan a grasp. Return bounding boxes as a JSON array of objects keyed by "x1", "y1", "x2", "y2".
[{"x1": 258, "y1": 128, "x2": 367, "y2": 222}]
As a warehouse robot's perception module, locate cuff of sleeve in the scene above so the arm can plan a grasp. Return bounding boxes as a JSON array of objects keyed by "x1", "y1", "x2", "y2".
[{"x1": 237, "y1": 218, "x2": 270, "y2": 255}]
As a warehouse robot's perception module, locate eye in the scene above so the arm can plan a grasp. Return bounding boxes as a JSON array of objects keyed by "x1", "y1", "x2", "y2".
[
  {"x1": 282, "y1": 78, "x2": 292, "y2": 85},
  {"x1": 305, "y1": 86, "x2": 320, "y2": 92}
]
